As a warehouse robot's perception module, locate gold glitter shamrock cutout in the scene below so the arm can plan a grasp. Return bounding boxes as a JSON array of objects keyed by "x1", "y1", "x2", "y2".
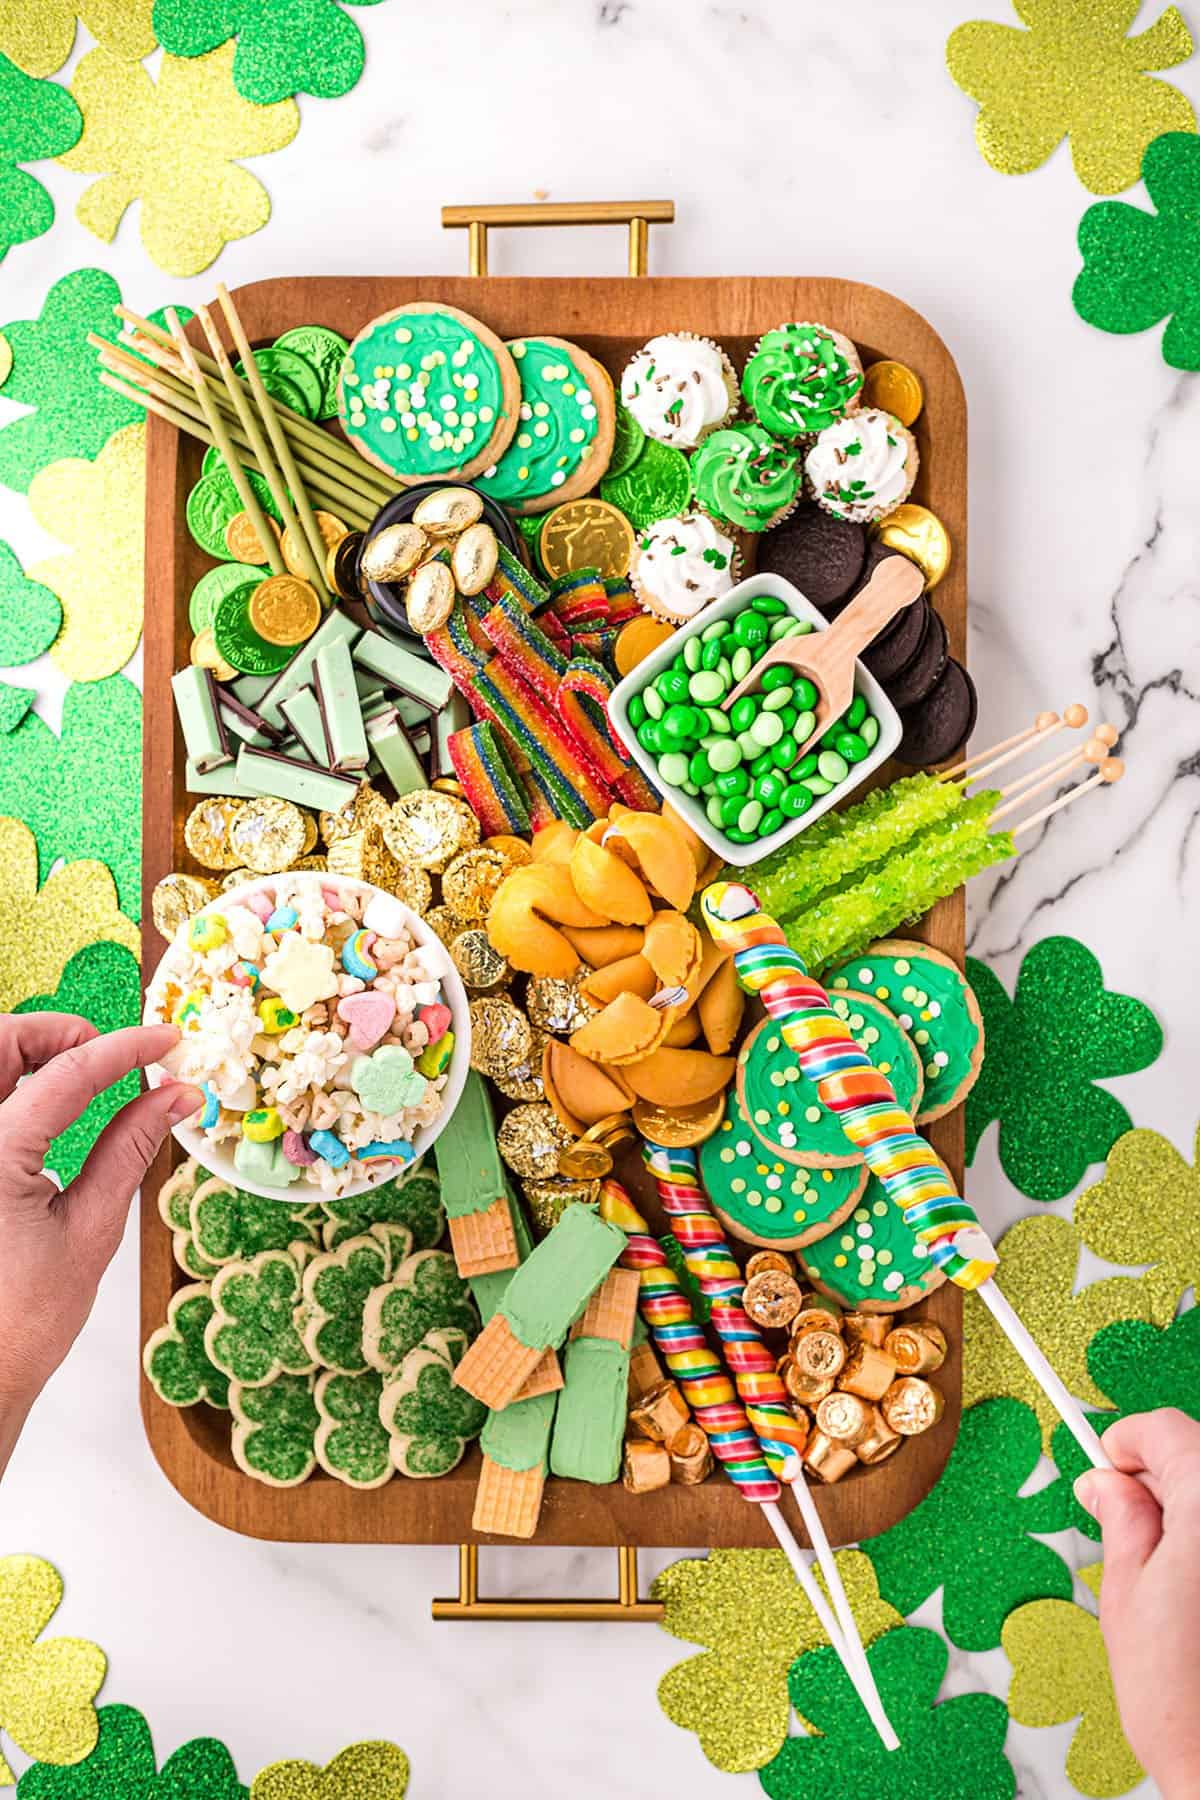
[
  {"x1": 651, "y1": 1548, "x2": 901, "y2": 1773},
  {"x1": 27, "y1": 423, "x2": 144, "y2": 683},
  {"x1": 963, "y1": 1213, "x2": 1176, "y2": 1450},
  {"x1": 0, "y1": 816, "x2": 138, "y2": 1012},
  {"x1": 250, "y1": 1740, "x2": 409, "y2": 1800},
  {"x1": 1003, "y1": 1564, "x2": 1143, "y2": 1798},
  {"x1": 59, "y1": 44, "x2": 299, "y2": 278},
  {"x1": 1075, "y1": 1117, "x2": 1200, "y2": 1314},
  {"x1": 0, "y1": 1556, "x2": 105, "y2": 1782},
  {"x1": 0, "y1": 2, "x2": 155, "y2": 78},
  {"x1": 946, "y1": 0, "x2": 1195, "y2": 196}
]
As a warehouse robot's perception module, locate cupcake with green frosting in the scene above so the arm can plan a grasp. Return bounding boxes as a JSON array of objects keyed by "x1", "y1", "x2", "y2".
[
  {"x1": 690, "y1": 423, "x2": 802, "y2": 533},
  {"x1": 742, "y1": 321, "x2": 864, "y2": 442}
]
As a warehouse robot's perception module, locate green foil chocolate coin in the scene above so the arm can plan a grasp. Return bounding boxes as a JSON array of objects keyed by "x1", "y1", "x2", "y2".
[
  {"x1": 607, "y1": 402, "x2": 646, "y2": 478},
  {"x1": 700, "y1": 1084, "x2": 867, "y2": 1250},
  {"x1": 273, "y1": 325, "x2": 351, "y2": 420},
  {"x1": 600, "y1": 437, "x2": 691, "y2": 529},
  {"x1": 213, "y1": 582, "x2": 294, "y2": 676},
  {"x1": 186, "y1": 466, "x2": 281, "y2": 560},
  {"x1": 189, "y1": 561, "x2": 267, "y2": 633},
  {"x1": 235, "y1": 345, "x2": 323, "y2": 419}
]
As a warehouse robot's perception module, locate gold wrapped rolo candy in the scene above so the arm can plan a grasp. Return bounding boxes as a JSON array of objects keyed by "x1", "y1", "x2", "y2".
[
  {"x1": 745, "y1": 1251, "x2": 794, "y2": 1282},
  {"x1": 880, "y1": 1376, "x2": 945, "y2": 1436},
  {"x1": 623, "y1": 1437, "x2": 670, "y2": 1493},
  {"x1": 861, "y1": 359, "x2": 924, "y2": 427},
  {"x1": 873, "y1": 503, "x2": 952, "y2": 590},
  {"x1": 883, "y1": 1321, "x2": 948, "y2": 1376},
  {"x1": 523, "y1": 1175, "x2": 599, "y2": 1235},
  {"x1": 839, "y1": 1341, "x2": 899, "y2": 1402},
  {"x1": 320, "y1": 783, "x2": 390, "y2": 848},
  {"x1": 803, "y1": 1430, "x2": 858, "y2": 1485},
  {"x1": 792, "y1": 1327, "x2": 847, "y2": 1382},
  {"x1": 184, "y1": 797, "x2": 245, "y2": 870},
  {"x1": 494, "y1": 1028, "x2": 549, "y2": 1103},
  {"x1": 220, "y1": 866, "x2": 255, "y2": 891},
  {"x1": 791, "y1": 1303, "x2": 843, "y2": 1340},
  {"x1": 667, "y1": 1422, "x2": 713, "y2": 1485},
  {"x1": 526, "y1": 974, "x2": 595, "y2": 1036},
  {"x1": 782, "y1": 1360, "x2": 835, "y2": 1407},
  {"x1": 854, "y1": 1407, "x2": 903, "y2": 1465},
  {"x1": 842, "y1": 1312, "x2": 891, "y2": 1349},
  {"x1": 814, "y1": 1390, "x2": 873, "y2": 1447},
  {"x1": 151, "y1": 872, "x2": 219, "y2": 940},
  {"x1": 497, "y1": 1102, "x2": 573, "y2": 1180},
  {"x1": 442, "y1": 847, "x2": 513, "y2": 923},
  {"x1": 629, "y1": 1379, "x2": 690, "y2": 1444},
  {"x1": 229, "y1": 798, "x2": 307, "y2": 875},
  {"x1": 361, "y1": 521, "x2": 428, "y2": 583},
  {"x1": 742, "y1": 1268, "x2": 803, "y2": 1331},
  {"x1": 450, "y1": 928, "x2": 509, "y2": 991},
  {"x1": 468, "y1": 996, "x2": 533, "y2": 1078},
  {"x1": 413, "y1": 485, "x2": 484, "y2": 536},
  {"x1": 382, "y1": 791, "x2": 480, "y2": 872}
]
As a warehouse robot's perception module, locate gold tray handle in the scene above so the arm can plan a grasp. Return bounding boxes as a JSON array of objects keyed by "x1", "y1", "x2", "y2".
[
  {"x1": 432, "y1": 1544, "x2": 663, "y2": 1622},
  {"x1": 441, "y1": 201, "x2": 675, "y2": 277}
]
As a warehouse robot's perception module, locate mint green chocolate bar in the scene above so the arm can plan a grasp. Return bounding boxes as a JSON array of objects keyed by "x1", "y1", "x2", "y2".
[
  {"x1": 500, "y1": 1204, "x2": 625, "y2": 1351},
  {"x1": 186, "y1": 758, "x2": 259, "y2": 797},
  {"x1": 434, "y1": 1072, "x2": 507, "y2": 1221},
  {"x1": 280, "y1": 687, "x2": 330, "y2": 766},
  {"x1": 314, "y1": 635, "x2": 368, "y2": 772},
  {"x1": 366, "y1": 709, "x2": 427, "y2": 795},
  {"x1": 352, "y1": 629, "x2": 453, "y2": 711},
  {"x1": 549, "y1": 1337, "x2": 628, "y2": 1484},
  {"x1": 172, "y1": 666, "x2": 231, "y2": 773},
  {"x1": 235, "y1": 744, "x2": 361, "y2": 812},
  {"x1": 256, "y1": 608, "x2": 361, "y2": 729},
  {"x1": 433, "y1": 690, "x2": 471, "y2": 778}
]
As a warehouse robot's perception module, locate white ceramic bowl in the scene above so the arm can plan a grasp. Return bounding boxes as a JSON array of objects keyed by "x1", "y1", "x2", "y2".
[
  {"x1": 608, "y1": 571, "x2": 903, "y2": 869},
  {"x1": 143, "y1": 872, "x2": 470, "y2": 1203}
]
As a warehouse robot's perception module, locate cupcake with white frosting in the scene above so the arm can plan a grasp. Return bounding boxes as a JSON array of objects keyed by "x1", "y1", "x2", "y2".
[
  {"x1": 629, "y1": 510, "x2": 740, "y2": 625},
  {"x1": 805, "y1": 409, "x2": 918, "y2": 525},
  {"x1": 619, "y1": 333, "x2": 738, "y2": 450}
]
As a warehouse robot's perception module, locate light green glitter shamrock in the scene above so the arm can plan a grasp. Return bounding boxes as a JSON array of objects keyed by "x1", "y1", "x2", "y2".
[
  {"x1": 0, "y1": 55, "x2": 81, "y2": 262},
  {"x1": 143, "y1": 1284, "x2": 230, "y2": 1410},
  {"x1": 320, "y1": 1168, "x2": 444, "y2": 1252},
  {"x1": 250, "y1": 1740, "x2": 409, "y2": 1800},
  {"x1": 362, "y1": 1249, "x2": 478, "y2": 1376},
  {"x1": 0, "y1": 1557, "x2": 106, "y2": 1783},
  {"x1": 190, "y1": 1176, "x2": 321, "y2": 1266},
  {"x1": 314, "y1": 1368, "x2": 392, "y2": 1488},
  {"x1": 231, "y1": 1372, "x2": 319, "y2": 1488},
  {"x1": 1075, "y1": 1117, "x2": 1200, "y2": 1315},
  {"x1": 205, "y1": 1249, "x2": 314, "y2": 1386},
  {"x1": 300, "y1": 1229, "x2": 394, "y2": 1375},
  {"x1": 380, "y1": 1329, "x2": 485, "y2": 1477}
]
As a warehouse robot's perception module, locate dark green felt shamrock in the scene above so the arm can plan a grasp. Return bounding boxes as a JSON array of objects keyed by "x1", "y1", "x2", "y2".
[
  {"x1": 0, "y1": 539, "x2": 61, "y2": 664},
  {"x1": 1052, "y1": 1309, "x2": 1200, "y2": 1539},
  {"x1": 15, "y1": 941, "x2": 141, "y2": 1186},
  {"x1": 152, "y1": 0, "x2": 388, "y2": 105},
  {"x1": 759, "y1": 1627, "x2": 1014, "y2": 1800},
  {"x1": 1074, "y1": 132, "x2": 1200, "y2": 369},
  {"x1": 861, "y1": 1398, "x2": 1072, "y2": 1649},
  {"x1": 0, "y1": 675, "x2": 141, "y2": 917},
  {"x1": 965, "y1": 936, "x2": 1162, "y2": 1201},
  {"x1": 320, "y1": 1170, "x2": 444, "y2": 1252},
  {"x1": 17, "y1": 1703, "x2": 247, "y2": 1799},
  {"x1": 0, "y1": 56, "x2": 81, "y2": 264}
]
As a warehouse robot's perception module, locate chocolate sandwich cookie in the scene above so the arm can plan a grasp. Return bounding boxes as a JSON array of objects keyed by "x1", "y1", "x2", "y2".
[
  {"x1": 886, "y1": 605, "x2": 949, "y2": 709},
  {"x1": 756, "y1": 504, "x2": 867, "y2": 611},
  {"x1": 898, "y1": 657, "x2": 978, "y2": 766},
  {"x1": 861, "y1": 593, "x2": 930, "y2": 682}
]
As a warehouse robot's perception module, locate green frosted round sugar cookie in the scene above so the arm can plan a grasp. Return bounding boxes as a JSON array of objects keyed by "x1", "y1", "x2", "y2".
[
  {"x1": 737, "y1": 999, "x2": 923, "y2": 1170},
  {"x1": 338, "y1": 302, "x2": 519, "y2": 484},
  {"x1": 478, "y1": 335, "x2": 613, "y2": 514},
  {"x1": 700, "y1": 1085, "x2": 867, "y2": 1249},
  {"x1": 231, "y1": 1370, "x2": 319, "y2": 1487},
  {"x1": 825, "y1": 939, "x2": 984, "y2": 1124},
  {"x1": 798, "y1": 1175, "x2": 947, "y2": 1313}
]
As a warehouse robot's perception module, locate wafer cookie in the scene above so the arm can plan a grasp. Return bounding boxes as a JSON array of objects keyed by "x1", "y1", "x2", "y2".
[
  {"x1": 448, "y1": 1196, "x2": 518, "y2": 1278},
  {"x1": 453, "y1": 1313, "x2": 544, "y2": 1410},
  {"x1": 472, "y1": 1454, "x2": 546, "y2": 1539},
  {"x1": 570, "y1": 1267, "x2": 639, "y2": 1348}
]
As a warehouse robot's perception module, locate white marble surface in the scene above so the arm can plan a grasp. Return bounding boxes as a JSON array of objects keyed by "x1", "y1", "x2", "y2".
[{"x1": 0, "y1": 0, "x2": 1192, "y2": 1792}]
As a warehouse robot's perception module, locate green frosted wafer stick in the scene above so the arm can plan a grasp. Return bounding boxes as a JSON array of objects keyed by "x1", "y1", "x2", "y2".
[
  {"x1": 481, "y1": 1389, "x2": 557, "y2": 1472},
  {"x1": 550, "y1": 1336, "x2": 629, "y2": 1484},
  {"x1": 498, "y1": 1203, "x2": 625, "y2": 1352},
  {"x1": 435, "y1": 1071, "x2": 508, "y2": 1221}
]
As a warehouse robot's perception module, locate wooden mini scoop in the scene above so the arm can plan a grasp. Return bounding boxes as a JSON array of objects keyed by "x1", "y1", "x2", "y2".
[{"x1": 724, "y1": 555, "x2": 926, "y2": 759}]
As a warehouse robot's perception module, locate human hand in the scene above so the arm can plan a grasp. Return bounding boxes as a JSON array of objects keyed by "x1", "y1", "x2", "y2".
[
  {"x1": 0, "y1": 1013, "x2": 201, "y2": 1468},
  {"x1": 1074, "y1": 1410, "x2": 1200, "y2": 1798}
]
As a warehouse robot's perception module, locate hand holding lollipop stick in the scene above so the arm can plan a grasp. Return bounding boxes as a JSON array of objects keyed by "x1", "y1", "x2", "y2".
[{"x1": 700, "y1": 881, "x2": 1112, "y2": 1471}]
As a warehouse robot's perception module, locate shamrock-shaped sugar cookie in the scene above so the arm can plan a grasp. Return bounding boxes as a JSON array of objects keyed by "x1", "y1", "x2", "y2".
[
  {"x1": 157, "y1": 1159, "x2": 221, "y2": 1279},
  {"x1": 0, "y1": 55, "x2": 81, "y2": 263},
  {"x1": 0, "y1": 1557, "x2": 105, "y2": 1783},
  {"x1": 0, "y1": 539, "x2": 60, "y2": 664},
  {"x1": 231, "y1": 1372, "x2": 319, "y2": 1488},
  {"x1": 300, "y1": 1230, "x2": 393, "y2": 1374},
  {"x1": 191, "y1": 1176, "x2": 321, "y2": 1266},
  {"x1": 651, "y1": 1549, "x2": 901, "y2": 1774},
  {"x1": 965, "y1": 936, "x2": 1162, "y2": 1201},
  {"x1": 1003, "y1": 1564, "x2": 1142, "y2": 1798},
  {"x1": 0, "y1": 816, "x2": 138, "y2": 1013},
  {"x1": 0, "y1": 2, "x2": 156, "y2": 78},
  {"x1": 380, "y1": 1329, "x2": 485, "y2": 1477},
  {"x1": 143, "y1": 1284, "x2": 230, "y2": 1411},
  {"x1": 17, "y1": 1703, "x2": 247, "y2": 1799},
  {"x1": 205, "y1": 1249, "x2": 315, "y2": 1387},
  {"x1": 362, "y1": 1249, "x2": 478, "y2": 1376},
  {"x1": 349, "y1": 1045, "x2": 427, "y2": 1116},
  {"x1": 760, "y1": 1626, "x2": 1013, "y2": 1800},
  {"x1": 60, "y1": 45, "x2": 300, "y2": 278},
  {"x1": 250, "y1": 1740, "x2": 409, "y2": 1800},
  {"x1": 314, "y1": 1369, "x2": 392, "y2": 1488},
  {"x1": 154, "y1": 0, "x2": 388, "y2": 105},
  {"x1": 861, "y1": 1397, "x2": 1072, "y2": 1649},
  {"x1": 946, "y1": 0, "x2": 1194, "y2": 196},
  {"x1": 1075, "y1": 1118, "x2": 1200, "y2": 1326},
  {"x1": 320, "y1": 1169, "x2": 444, "y2": 1252}
]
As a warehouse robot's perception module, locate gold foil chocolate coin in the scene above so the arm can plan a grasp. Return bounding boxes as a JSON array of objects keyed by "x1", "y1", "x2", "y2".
[
  {"x1": 189, "y1": 628, "x2": 238, "y2": 683},
  {"x1": 632, "y1": 1092, "x2": 725, "y2": 1147},
  {"x1": 862, "y1": 360, "x2": 924, "y2": 427},
  {"x1": 558, "y1": 1139, "x2": 613, "y2": 1180},
  {"x1": 872, "y1": 504, "x2": 952, "y2": 590},
  {"x1": 228, "y1": 798, "x2": 307, "y2": 874},
  {"x1": 225, "y1": 510, "x2": 281, "y2": 565},
  {"x1": 540, "y1": 498, "x2": 635, "y2": 580},
  {"x1": 248, "y1": 574, "x2": 321, "y2": 647},
  {"x1": 282, "y1": 510, "x2": 348, "y2": 578}
]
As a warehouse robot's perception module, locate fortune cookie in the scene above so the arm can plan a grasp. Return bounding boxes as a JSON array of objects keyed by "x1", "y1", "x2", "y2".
[
  {"x1": 570, "y1": 827, "x2": 653, "y2": 926},
  {"x1": 530, "y1": 821, "x2": 579, "y2": 865},
  {"x1": 623, "y1": 1045, "x2": 735, "y2": 1105},
  {"x1": 542, "y1": 1038, "x2": 635, "y2": 1133},
  {"x1": 664, "y1": 1011, "x2": 703, "y2": 1047},
  {"x1": 488, "y1": 863, "x2": 607, "y2": 977},
  {"x1": 642, "y1": 910, "x2": 703, "y2": 991},
  {"x1": 694, "y1": 945, "x2": 745, "y2": 1054},
  {"x1": 603, "y1": 807, "x2": 697, "y2": 913},
  {"x1": 570, "y1": 990, "x2": 670, "y2": 1066},
  {"x1": 581, "y1": 953, "x2": 657, "y2": 1008},
  {"x1": 560, "y1": 924, "x2": 646, "y2": 968}
]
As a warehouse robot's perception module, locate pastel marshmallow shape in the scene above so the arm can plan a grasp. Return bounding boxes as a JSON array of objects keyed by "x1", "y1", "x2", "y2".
[
  {"x1": 363, "y1": 893, "x2": 409, "y2": 939},
  {"x1": 417, "y1": 1001, "x2": 452, "y2": 1043},
  {"x1": 349, "y1": 1044, "x2": 428, "y2": 1115},
  {"x1": 260, "y1": 935, "x2": 339, "y2": 1013},
  {"x1": 336, "y1": 988, "x2": 396, "y2": 1050},
  {"x1": 282, "y1": 1129, "x2": 318, "y2": 1166}
]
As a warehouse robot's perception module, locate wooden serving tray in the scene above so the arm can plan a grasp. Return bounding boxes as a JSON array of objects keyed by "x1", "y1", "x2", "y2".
[{"x1": 140, "y1": 274, "x2": 968, "y2": 1547}]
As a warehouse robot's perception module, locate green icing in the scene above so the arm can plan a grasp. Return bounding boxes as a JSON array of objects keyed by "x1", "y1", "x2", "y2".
[
  {"x1": 500, "y1": 1203, "x2": 625, "y2": 1349},
  {"x1": 701, "y1": 1085, "x2": 866, "y2": 1246},
  {"x1": 433, "y1": 1070, "x2": 506, "y2": 1219},
  {"x1": 481, "y1": 1388, "x2": 557, "y2": 1471},
  {"x1": 826, "y1": 946, "x2": 982, "y2": 1120},
  {"x1": 741, "y1": 323, "x2": 863, "y2": 439},
  {"x1": 340, "y1": 310, "x2": 507, "y2": 478},
  {"x1": 799, "y1": 1175, "x2": 942, "y2": 1308},
  {"x1": 549, "y1": 1336, "x2": 628, "y2": 1484},
  {"x1": 600, "y1": 436, "x2": 692, "y2": 529},
  {"x1": 689, "y1": 424, "x2": 800, "y2": 532},
  {"x1": 738, "y1": 1003, "x2": 922, "y2": 1167},
  {"x1": 479, "y1": 338, "x2": 599, "y2": 503},
  {"x1": 469, "y1": 1183, "x2": 534, "y2": 1323}
]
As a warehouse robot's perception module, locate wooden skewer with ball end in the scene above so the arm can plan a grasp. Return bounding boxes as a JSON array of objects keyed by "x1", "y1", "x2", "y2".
[{"x1": 700, "y1": 882, "x2": 1114, "y2": 1473}]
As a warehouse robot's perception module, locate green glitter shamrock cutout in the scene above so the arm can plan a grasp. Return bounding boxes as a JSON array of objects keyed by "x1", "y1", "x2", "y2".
[
  {"x1": 1051, "y1": 1309, "x2": 1200, "y2": 1539},
  {"x1": 1075, "y1": 132, "x2": 1200, "y2": 369},
  {"x1": 760, "y1": 1625, "x2": 1013, "y2": 1800},
  {"x1": 0, "y1": 675, "x2": 141, "y2": 917},
  {"x1": 16, "y1": 941, "x2": 141, "y2": 1186},
  {"x1": 153, "y1": 0, "x2": 389, "y2": 105},
  {"x1": 191, "y1": 1176, "x2": 321, "y2": 1266},
  {"x1": 320, "y1": 1169, "x2": 445, "y2": 1252},
  {"x1": 861, "y1": 1397, "x2": 1072, "y2": 1650},
  {"x1": 250, "y1": 1740, "x2": 409, "y2": 1800},
  {"x1": 1003, "y1": 1564, "x2": 1143, "y2": 1799},
  {"x1": 18, "y1": 1703, "x2": 247, "y2": 1799},
  {"x1": 946, "y1": 0, "x2": 1195, "y2": 196},
  {"x1": 314, "y1": 1368, "x2": 392, "y2": 1488},
  {"x1": 300, "y1": 1229, "x2": 395, "y2": 1375},
  {"x1": 0, "y1": 684, "x2": 34, "y2": 733},
  {"x1": 231, "y1": 1371, "x2": 319, "y2": 1487},
  {"x1": 380, "y1": 1329, "x2": 486, "y2": 1478},
  {"x1": 143, "y1": 1283, "x2": 230, "y2": 1410},
  {"x1": 1075, "y1": 1118, "x2": 1200, "y2": 1316},
  {"x1": 0, "y1": 1556, "x2": 105, "y2": 1783},
  {"x1": 651, "y1": 1549, "x2": 901, "y2": 1774},
  {"x1": 0, "y1": 540, "x2": 60, "y2": 664},
  {"x1": 205, "y1": 1249, "x2": 315, "y2": 1387},
  {"x1": 362, "y1": 1248, "x2": 478, "y2": 1376},
  {"x1": 965, "y1": 936, "x2": 1162, "y2": 1201},
  {"x1": 0, "y1": 56, "x2": 81, "y2": 262}
]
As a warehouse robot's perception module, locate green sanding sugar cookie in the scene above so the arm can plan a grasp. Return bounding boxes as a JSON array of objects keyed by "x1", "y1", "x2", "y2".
[
  {"x1": 0, "y1": 538, "x2": 61, "y2": 663},
  {"x1": 798, "y1": 1175, "x2": 945, "y2": 1312},
  {"x1": 190, "y1": 1177, "x2": 321, "y2": 1265},
  {"x1": 273, "y1": 324, "x2": 350, "y2": 420},
  {"x1": 380, "y1": 1328, "x2": 485, "y2": 1477},
  {"x1": 826, "y1": 939, "x2": 983, "y2": 1124},
  {"x1": 320, "y1": 1169, "x2": 445, "y2": 1252},
  {"x1": 600, "y1": 436, "x2": 692, "y2": 528},
  {"x1": 300, "y1": 1232, "x2": 392, "y2": 1375},
  {"x1": 701, "y1": 1085, "x2": 867, "y2": 1250},
  {"x1": 188, "y1": 561, "x2": 265, "y2": 633},
  {"x1": 361, "y1": 1247, "x2": 478, "y2": 1375},
  {"x1": 231, "y1": 1370, "x2": 319, "y2": 1487},
  {"x1": 607, "y1": 402, "x2": 646, "y2": 477},
  {"x1": 738, "y1": 1000, "x2": 923, "y2": 1169},
  {"x1": 143, "y1": 1282, "x2": 230, "y2": 1410},
  {"x1": 315, "y1": 1367, "x2": 392, "y2": 1488},
  {"x1": 235, "y1": 344, "x2": 321, "y2": 419},
  {"x1": 206, "y1": 1249, "x2": 314, "y2": 1387},
  {"x1": 186, "y1": 465, "x2": 281, "y2": 560}
]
